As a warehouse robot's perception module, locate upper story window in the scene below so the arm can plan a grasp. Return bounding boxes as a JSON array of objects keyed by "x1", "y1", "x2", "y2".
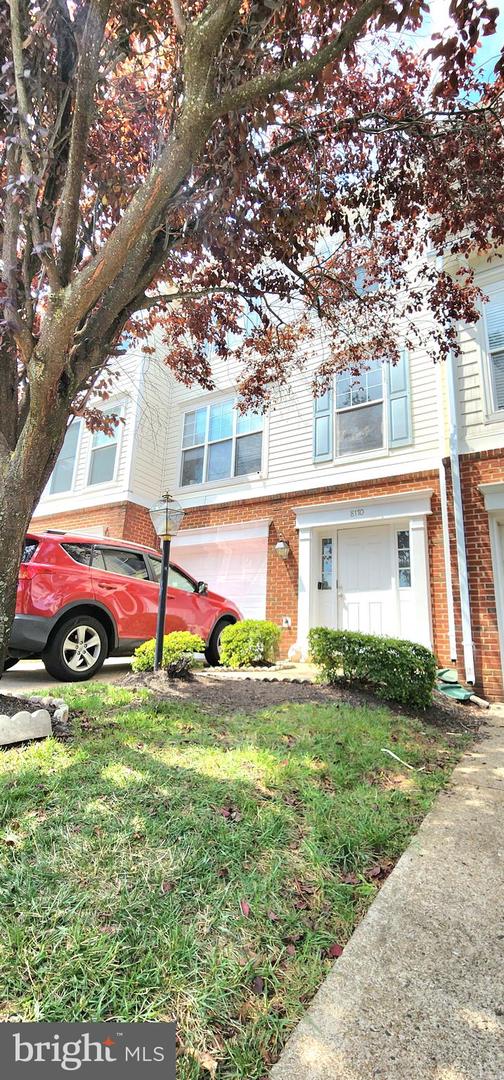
[
  {"x1": 335, "y1": 362, "x2": 384, "y2": 455},
  {"x1": 485, "y1": 289, "x2": 504, "y2": 411},
  {"x1": 88, "y1": 405, "x2": 123, "y2": 486},
  {"x1": 181, "y1": 398, "x2": 263, "y2": 487},
  {"x1": 314, "y1": 351, "x2": 411, "y2": 462},
  {"x1": 49, "y1": 421, "x2": 81, "y2": 494}
]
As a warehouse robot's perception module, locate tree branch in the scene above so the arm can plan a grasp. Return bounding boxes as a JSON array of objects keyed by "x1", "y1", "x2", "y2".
[
  {"x1": 58, "y1": 0, "x2": 111, "y2": 283},
  {"x1": 170, "y1": 0, "x2": 187, "y2": 37},
  {"x1": 211, "y1": 0, "x2": 385, "y2": 117}
]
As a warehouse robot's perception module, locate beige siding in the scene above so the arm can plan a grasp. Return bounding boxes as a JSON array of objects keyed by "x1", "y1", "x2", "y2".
[{"x1": 456, "y1": 263, "x2": 504, "y2": 453}]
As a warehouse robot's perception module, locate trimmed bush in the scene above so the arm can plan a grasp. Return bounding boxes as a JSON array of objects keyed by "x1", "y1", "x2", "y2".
[
  {"x1": 132, "y1": 631, "x2": 205, "y2": 676},
  {"x1": 309, "y1": 626, "x2": 437, "y2": 710},
  {"x1": 220, "y1": 619, "x2": 281, "y2": 669}
]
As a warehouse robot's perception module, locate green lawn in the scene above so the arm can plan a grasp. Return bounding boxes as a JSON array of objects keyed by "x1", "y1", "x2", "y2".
[{"x1": 0, "y1": 686, "x2": 467, "y2": 1077}]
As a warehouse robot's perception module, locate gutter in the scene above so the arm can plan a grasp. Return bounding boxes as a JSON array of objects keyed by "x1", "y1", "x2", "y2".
[
  {"x1": 446, "y1": 347, "x2": 476, "y2": 684},
  {"x1": 436, "y1": 362, "x2": 457, "y2": 662}
]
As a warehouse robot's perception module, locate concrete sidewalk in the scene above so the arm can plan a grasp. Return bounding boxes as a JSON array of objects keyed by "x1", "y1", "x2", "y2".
[{"x1": 271, "y1": 711, "x2": 504, "y2": 1080}]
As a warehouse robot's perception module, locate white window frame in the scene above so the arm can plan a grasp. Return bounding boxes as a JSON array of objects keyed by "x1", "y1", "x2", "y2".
[
  {"x1": 86, "y1": 401, "x2": 125, "y2": 489},
  {"x1": 334, "y1": 363, "x2": 386, "y2": 459},
  {"x1": 44, "y1": 419, "x2": 83, "y2": 498},
  {"x1": 179, "y1": 395, "x2": 264, "y2": 489}
]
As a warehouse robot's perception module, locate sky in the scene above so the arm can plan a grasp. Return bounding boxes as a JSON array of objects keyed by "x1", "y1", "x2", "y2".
[{"x1": 422, "y1": 0, "x2": 504, "y2": 78}]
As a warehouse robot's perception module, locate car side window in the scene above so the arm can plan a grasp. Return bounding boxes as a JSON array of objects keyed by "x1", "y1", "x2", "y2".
[
  {"x1": 148, "y1": 556, "x2": 195, "y2": 593},
  {"x1": 95, "y1": 547, "x2": 150, "y2": 580},
  {"x1": 62, "y1": 543, "x2": 93, "y2": 566}
]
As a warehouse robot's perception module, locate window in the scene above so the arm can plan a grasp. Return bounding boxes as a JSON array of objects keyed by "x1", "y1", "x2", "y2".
[
  {"x1": 485, "y1": 290, "x2": 504, "y2": 410},
  {"x1": 320, "y1": 538, "x2": 333, "y2": 590},
  {"x1": 62, "y1": 543, "x2": 93, "y2": 567},
  {"x1": 21, "y1": 540, "x2": 38, "y2": 563},
  {"x1": 397, "y1": 530, "x2": 411, "y2": 588},
  {"x1": 94, "y1": 547, "x2": 149, "y2": 579},
  {"x1": 88, "y1": 407, "x2": 123, "y2": 486},
  {"x1": 336, "y1": 362, "x2": 384, "y2": 456},
  {"x1": 313, "y1": 352, "x2": 411, "y2": 462},
  {"x1": 181, "y1": 398, "x2": 263, "y2": 487},
  {"x1": 148, "y1": 556, "x2": 195, "y2": 592},
  {"x1": 49, "y1": 421, "x2": 80, "y2": 494}
]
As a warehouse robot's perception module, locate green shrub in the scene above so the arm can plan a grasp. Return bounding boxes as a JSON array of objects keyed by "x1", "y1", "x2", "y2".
[
  {"x1": 220, "y1": 619, "x2": 281, "y2": 669},
  {"x1": 132, "y1": 631, "x2": 205, "y2": 676},
  {"x1": 308, "y1": 626, "x2": 437, "y2": 710}
]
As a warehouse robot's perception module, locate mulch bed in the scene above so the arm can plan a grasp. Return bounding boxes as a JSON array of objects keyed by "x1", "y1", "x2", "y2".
[{"x1": 121, "y1": 671, "x2": 485, "y2": 733}]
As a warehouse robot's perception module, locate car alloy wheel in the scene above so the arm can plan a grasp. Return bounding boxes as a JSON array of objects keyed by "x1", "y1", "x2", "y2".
[{"x1": 62, "y1": 624, "x2": 103, "y2": 673}]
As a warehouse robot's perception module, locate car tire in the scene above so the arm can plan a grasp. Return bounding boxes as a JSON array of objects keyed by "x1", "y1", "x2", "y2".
[
  {"x1": 42, "y1": 615, "x2": 108, "y2": 682},
  {"x1": 205, "y1": 617, "x2": 235, "y2": 667}
]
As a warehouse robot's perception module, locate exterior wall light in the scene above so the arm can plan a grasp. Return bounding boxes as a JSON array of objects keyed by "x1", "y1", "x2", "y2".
[
  {"x1": 275, "y1": 539, "x2": 290, "y2": 560},
  {"x1": 149, "y1": 492, "x2": 185, "y2": 671}
]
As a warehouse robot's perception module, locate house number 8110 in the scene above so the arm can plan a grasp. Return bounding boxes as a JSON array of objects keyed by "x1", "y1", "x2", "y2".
[{"x1": 350, "y1": 508, "x2": 365, "y2": 518}]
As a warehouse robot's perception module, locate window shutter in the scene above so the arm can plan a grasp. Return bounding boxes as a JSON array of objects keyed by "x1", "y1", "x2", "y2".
[
  {"x1": 485, "y1": 290, "x2": 504, "y2": 410},
  {"x1": 313, "y1": 387, "x2": 333, "y2": 461},
  {"x1": 388, "y1": 350, "x2": 412, "y2": 447}
]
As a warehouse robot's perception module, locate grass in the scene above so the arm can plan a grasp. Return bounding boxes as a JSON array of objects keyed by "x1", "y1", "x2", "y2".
[{"x1": 0, "y1": 686, "x2": 468, "y2": 1077}]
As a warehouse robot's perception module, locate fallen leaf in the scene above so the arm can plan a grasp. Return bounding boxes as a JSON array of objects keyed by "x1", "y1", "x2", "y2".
[
  {"x1": 217, "y1": 805, "x2": 242, "y2": 822},
  {"x1": 267, "y1": 910, "x2": 280, "y2": 922},
  {"x1": 286, "y1": 944, "x2": 296, "y2": 956},
  {"x1": 186, "y1": 1048, "x2": 218, "y2": 1076},
  {"x1": 239, "y1": 899, "x2": 251, "y2": 918},
  {"x1": 326, "y1": 942, "x2": 343, "y2": 959},
  {"x1": 251, "y1": 975, "x2": 265, "y2": 995},
  {"x1": 340, "y1": 871, "x2": 359, "y2": 885},
  {"x1": 161, "y1": 880, "x2": 175, "y2": 894},
  {"x1": 218, "y1": 866, "x2": 229, "y2": 879},
  {"x1": 367, "y1": 864, "x2": 382, "y2": 878}
]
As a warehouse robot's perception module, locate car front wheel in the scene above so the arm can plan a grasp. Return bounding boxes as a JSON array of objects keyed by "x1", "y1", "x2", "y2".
[
  {"x1": 205, "y1": 617, "x2": 235, "y2": 666},
  {"x1": 42, "y1": 615, "x2": 108, "y2": 682}
]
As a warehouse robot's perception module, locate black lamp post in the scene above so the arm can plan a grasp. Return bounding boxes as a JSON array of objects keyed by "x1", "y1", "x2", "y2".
[{"x1": 149, "y1": 493, "x2": 185, "y2": 672}]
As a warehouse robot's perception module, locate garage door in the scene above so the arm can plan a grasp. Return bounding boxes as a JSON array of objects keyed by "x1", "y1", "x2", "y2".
[{"x1": 171, "y1": 520, "x2": 270, "y2": 619}]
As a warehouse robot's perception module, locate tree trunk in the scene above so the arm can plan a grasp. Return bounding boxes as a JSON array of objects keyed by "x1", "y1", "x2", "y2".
[
  {"x1": 0, "y1": 380, "x2": 73, "y2": 676},
  {"x1": 0, "y1": 483, "x2": 32, "y2": 676}
]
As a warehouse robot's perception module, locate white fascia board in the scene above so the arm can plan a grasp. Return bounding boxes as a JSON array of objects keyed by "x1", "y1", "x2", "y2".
[
  {"x1": 293, "y1": 489, "x2": 434, "y2": 530},
  {"x1": 171, "y1": 518, "x2": 272, "y2": 548}
]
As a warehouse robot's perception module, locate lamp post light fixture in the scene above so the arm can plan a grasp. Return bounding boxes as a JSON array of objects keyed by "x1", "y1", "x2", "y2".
[{"x1": 149, "y1": 493, "x2": 185, "y2": 672}]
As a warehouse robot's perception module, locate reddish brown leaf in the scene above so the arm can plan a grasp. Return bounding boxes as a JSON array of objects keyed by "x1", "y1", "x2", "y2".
[
  {"x1": 286, "y1": 944, "x2": 296, "y2": 956},
  {"x1": 326, "y1": 942, "x2": 343, "y2": 959},
  {"x1": 251, "y1": 975, "x2": 265, "y2": 995},
  {"x1": 239, "y1": 899, "x2": 251, "y2": 918},
  {"x1": 161, "y1": 880, "x2": 175, "y2": 894}
]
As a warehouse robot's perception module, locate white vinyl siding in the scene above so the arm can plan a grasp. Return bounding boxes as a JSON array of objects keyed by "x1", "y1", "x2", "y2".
[{"x1": 49, "y1": 421, "x2": 81, "y2": 494}]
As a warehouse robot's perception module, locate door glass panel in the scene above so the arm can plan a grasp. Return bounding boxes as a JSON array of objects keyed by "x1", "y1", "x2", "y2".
[
  {"x1": 321, "y1": 537, "x2": 333, "y2": 590},
  {"x1": 397, "y1": 529, "x2": 411, "y2": 588}
]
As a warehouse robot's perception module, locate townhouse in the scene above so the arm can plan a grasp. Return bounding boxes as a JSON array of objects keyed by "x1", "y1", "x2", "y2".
[{"x1": 32, "y1": 254, "x2": 504, "y2": 699}]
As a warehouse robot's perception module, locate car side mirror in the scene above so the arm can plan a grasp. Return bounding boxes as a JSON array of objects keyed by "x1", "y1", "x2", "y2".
[{"x1": 197, "y1": 581, "x2": 208, "y2": 595}]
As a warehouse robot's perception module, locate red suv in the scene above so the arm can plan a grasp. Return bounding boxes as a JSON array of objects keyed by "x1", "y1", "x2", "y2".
[{"x1": 7, "y1": 531, "x2": 242, "y2": 681}]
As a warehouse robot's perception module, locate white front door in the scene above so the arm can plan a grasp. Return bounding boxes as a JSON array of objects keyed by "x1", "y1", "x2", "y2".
[{"x1": 337, "y1": 525, "x2": 397, "y2": 636}]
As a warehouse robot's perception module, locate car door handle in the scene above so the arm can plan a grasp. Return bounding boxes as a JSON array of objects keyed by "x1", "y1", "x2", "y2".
[{"x1": 96, "y1": 580, "x2": 120, "y2": 591}]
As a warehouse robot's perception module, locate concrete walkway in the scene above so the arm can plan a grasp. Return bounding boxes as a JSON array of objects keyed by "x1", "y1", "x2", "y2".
[{"x1": 271, "y1": 711, "x2": 504, "y2": 1080}]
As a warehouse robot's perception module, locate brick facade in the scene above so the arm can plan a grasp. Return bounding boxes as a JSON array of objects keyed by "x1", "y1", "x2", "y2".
[
  {"x1": 32, "y1": 501, "x2": 160, "y2": 551},
  {"x1": 32, "y1": 454, "x2": 504, "y2": 701}
]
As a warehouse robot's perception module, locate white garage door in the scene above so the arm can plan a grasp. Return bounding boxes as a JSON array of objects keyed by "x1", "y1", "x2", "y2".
[{"x1": 171, "y1": 520, "x2": 270, "y2": 619}]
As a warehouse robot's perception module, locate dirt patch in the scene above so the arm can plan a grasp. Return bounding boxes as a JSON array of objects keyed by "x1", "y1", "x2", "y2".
[{"x1": 120, "y1": 672, "x2": 484, "y2": 732}]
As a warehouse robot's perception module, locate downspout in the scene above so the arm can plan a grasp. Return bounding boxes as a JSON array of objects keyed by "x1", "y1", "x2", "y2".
[
  {"x1": 446, "y1": 347, "x2": 476, "y2": 684},
  {"x1": 436, "y1": 363, "x2": 457, "y2": 661}
]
